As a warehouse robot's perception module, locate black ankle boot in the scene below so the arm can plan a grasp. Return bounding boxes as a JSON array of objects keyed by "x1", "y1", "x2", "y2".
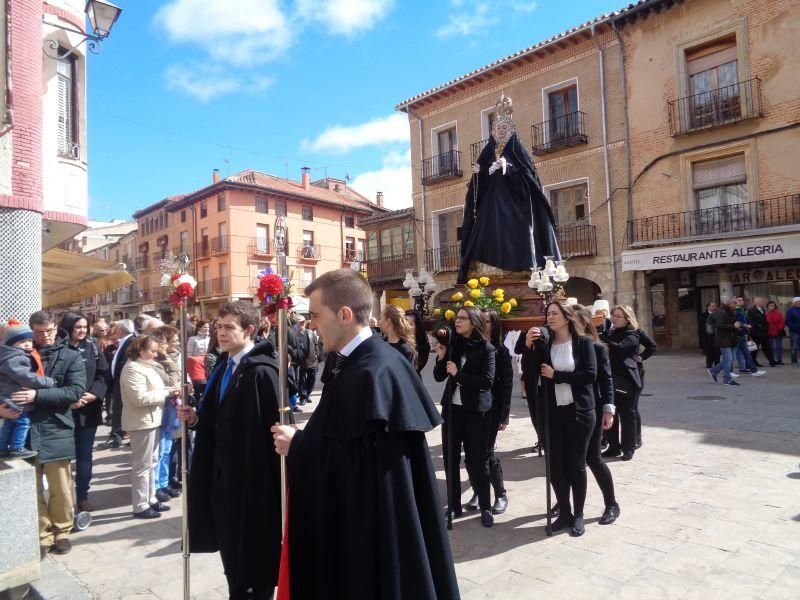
[{"x1": 465, "y1": 494, "x2": 479, "y2": 511}]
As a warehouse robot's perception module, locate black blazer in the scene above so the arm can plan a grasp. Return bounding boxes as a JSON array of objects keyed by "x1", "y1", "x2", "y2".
[
  {"x1": 491, "y1": 344, "x2": 513, "y2": 424},
  {"x1": 600, "y1": 328, "x2": 642, "y2": 389},
  {"x1": 593, "y1": 341, "x2": 614, "y2": 412},
  {"x1": 433, "y1": 336, "x2": 495, "y2": 413},
  {"x1": 65, "y1": 338, "x2": 109, "y2": 428},
  {"x1": 532, "y1": 334, "x2": 597, "y2": 413}
]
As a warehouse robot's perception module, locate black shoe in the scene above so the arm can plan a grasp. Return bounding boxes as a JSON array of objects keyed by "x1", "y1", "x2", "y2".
[
  {"x1": 492, "y1": 495, "x2": 508, "y2": 515},
  {"x1": 621, "y1": 451, "x2": 634, "y2": 461},
  {"x1": 570, "y1": 515, "x2": 585, "y2": 537},
  {"x1": 167, "y1": 487, "x2": 182, "y2": 498},
  {"x1": 306, "y1": 398, "x2": 313, "y2": 404},
  {"x1": 298, "y1": 399, "x2": 306, "y2": 406},
  {"x1": 550, "y1": 512, "x2": 574, "y2": 532},
  {"x1": 6, "y1": 448, "x2": 37, "y2": 459},
  {"x1": 292, "y1": 406, "x2": 302, "y2": 413},
  {"x1": 444, "y1": 507, "x2": 463, "y2": 519},
  {"x1": 465, "y1": 494, "x2": 480, "y2": 511},
  {"x1": 150, "y1": 502, "x2": 171, "y2": 512},
  {"x1": 549, "y1": 505, "x2": 560, "y2": 521},
  {"x1": 155, "y1": 489, "x2": 172, "y2": 502},
  {"x1": 634, "y1": 437, "x2": 643, "y2": 450},
  {"x1": 133, "y1": 507, "x2": 162, "y2": 519},
  {"x1": 51, "y1": 538, "x2": 72, "y2": 555},
  {"x1": 599, "y1": 503, "x2": 620, "y2": 525},
  {"x1": 480, "y1": 510, "x2": 494, "y2": 528},
  {"x1": 601, "y1": 448, "x2": 621, "y2": 458}
]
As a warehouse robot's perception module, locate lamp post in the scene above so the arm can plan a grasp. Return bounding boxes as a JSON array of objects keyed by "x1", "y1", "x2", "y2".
[
  {"x1": 403, "y1": 268, "x2": 437, "y2": 316},
  {"x1": 44, "y1": 0, "x2": 122, "y2": 59}
]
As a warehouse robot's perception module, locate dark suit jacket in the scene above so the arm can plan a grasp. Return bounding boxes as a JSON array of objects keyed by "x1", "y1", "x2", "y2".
[
  {"x1": 433, "y1": 336, "x2": 495, "y2": 413},
  {"x1": 110, "y1": 335, "x2": 135, "y2": 405},
  {"x1": 531, "y1": 334, "x2": 598, "y2": 413}
]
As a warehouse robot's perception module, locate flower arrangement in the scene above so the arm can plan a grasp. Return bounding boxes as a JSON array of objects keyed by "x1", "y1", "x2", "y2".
[
  {"x1": 256, "y1": 268, "x2": 294, "y2": 316},
  {"x1": 432, "y1": 276, "x2": 519, "y2": 323},
  {"x1": 159, "y1": 255, "x2": 197, "y2": 308}
]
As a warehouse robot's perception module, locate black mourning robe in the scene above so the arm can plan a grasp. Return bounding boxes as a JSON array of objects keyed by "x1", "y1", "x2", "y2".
[
  {"x1": 187, "y1": 340, "x2": 282, "y2": 594},
  {"x1": 458, "y1": 132, "x2": 560, "y2": 283},
  {"x1": 286, "y1": 334, "x2": 460, "y2": 600}
]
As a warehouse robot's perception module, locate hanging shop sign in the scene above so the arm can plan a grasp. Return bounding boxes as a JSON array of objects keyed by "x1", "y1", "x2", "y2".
[
  {"x1": 731, "y1": 266, "x2": 800, "y2": 284},
  {"x1": 621, "y1": 233, "x2": 800, "y2": 271}
]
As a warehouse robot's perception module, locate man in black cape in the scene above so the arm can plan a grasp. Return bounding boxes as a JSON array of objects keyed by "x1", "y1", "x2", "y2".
[
  {"x1": 178, "y1": 301, "x2": 282, "y2": 600},
  {"x1": 272, "y1": 269, "x2": 460, "y2": 600},
  {"x1": 458, "y1": 94, "x2": 560, "y2": 284}
]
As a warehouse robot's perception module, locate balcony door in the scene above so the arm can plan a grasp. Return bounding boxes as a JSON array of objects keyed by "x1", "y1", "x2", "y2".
[
  {"x1": 688, "y1": 40, "x2": 740, "y2": 128},
  {"x1": 437, "y1": 128, "x2": 457, "y2": 176},
  {"x1": 256, "y1": 224, "x2": 269, "y2": 253},
  {"x1": 693, "y1": 154, "x2": 748, "y2": 234},
  {"x1": 550, "y1": 183, "x2": 587, "y2": 227},
  {"x1": 548, "y1": 86, "x2": 578, "y2": 141}
]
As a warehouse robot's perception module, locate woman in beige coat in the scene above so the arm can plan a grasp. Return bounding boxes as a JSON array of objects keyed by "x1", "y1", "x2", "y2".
[{"x1": 120, "y1": 336, "x2": 179, "y2": 519}]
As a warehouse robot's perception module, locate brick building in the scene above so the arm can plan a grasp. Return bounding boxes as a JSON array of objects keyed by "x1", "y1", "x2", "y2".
[
  {"x1": 616, "y1": 0, "x2": 800, "y2": 348},
  {"x1": 133, "y1": 169, "x2": 385, "y2": 319}
]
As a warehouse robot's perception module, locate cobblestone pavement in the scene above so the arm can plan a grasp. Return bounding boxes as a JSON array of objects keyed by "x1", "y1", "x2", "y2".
[{"x1": 38, "y1": 352, "x2": 800, "y2": 599}]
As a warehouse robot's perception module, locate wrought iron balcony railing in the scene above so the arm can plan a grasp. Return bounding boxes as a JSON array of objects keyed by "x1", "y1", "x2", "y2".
[
  {"x1": 556, "y1": 223, "x2": 597, "y2": 257},
  {"x1": 531, "y1": 111, "x2": 587, "y2": 155},
  {"x1": 298, "y1": 244, "x2": 321, "y2": 261},
  {"x1": 421, "y1": 150, "x2": 463, "y2": 186},
  {"x1": 626, "y1": 194, "x2": 800, "y2": 246},
  {"x1": 249, "y1": 237, "x2": 271, "y2": 256},
  {"x1": 211, "y1": 235, "x2": 230, "y2": 254},
  {"x1": 195, "y1": 240, "x2": 210, "y2": 259},
  {"x1": 365, "y1": 252, "x2": 415, "y2": 282},
  {"x1": 668, "y1": 78, "x2": 762, "y2": 136},
  {"x1": 425, "y1": 242, "x2": 461, "y2": 273},
  {"x1": 343, "y1": 249, "x2": 366, "y2": 264}
]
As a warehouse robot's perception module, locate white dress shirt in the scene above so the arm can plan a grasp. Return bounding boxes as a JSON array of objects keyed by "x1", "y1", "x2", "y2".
[{"x1": 339, "y1": 326, "x2": 373, "y2": 357}]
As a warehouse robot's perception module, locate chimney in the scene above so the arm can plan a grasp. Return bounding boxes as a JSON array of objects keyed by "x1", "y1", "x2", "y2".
[
  {"x1": 213, "y1": 168, "x2": 220, "y2": 184},
  {"x1": 376, "y1": 191, "x2": 384, "y2": 207},
  {"x1": 301, "y1": 166, "x2": 311, "y2": 190}
]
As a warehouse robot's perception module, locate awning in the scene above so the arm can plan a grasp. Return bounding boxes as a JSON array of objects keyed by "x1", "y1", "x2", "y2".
[{"x1": 42, "y1": 248, "x2": 135, "y2": 309}]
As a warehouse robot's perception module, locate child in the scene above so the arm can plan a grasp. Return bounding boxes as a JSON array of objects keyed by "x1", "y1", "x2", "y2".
[{"x1": 0, "y1": 320, "x2": 56, "y2": 458}]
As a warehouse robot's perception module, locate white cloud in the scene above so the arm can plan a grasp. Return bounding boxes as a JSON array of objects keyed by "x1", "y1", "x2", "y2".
[
  {"x1": 437, "y1": 1, "x2": 537, "y2": 38},
  {"x1": 302, "y1": 113, "x2": 409, "y2": 154},
  {"x1": 165, "y1": 64, "x2": 273, "y2": 102},
  {"x1": 155, "y1": 0, "x2": 292, "y2": 66},
  {"x1": 351, "y1": 166, "x2": 412, "y2": 210},
  {"x1": 297, "y1": 0, "x2": 395, "y2": 37}
]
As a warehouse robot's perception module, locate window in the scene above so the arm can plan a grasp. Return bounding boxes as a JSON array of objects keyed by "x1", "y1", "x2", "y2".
[
  {"x1": 344, "y1": 214, "x2": 355, "y2": 228},
  {"x1": 550, "y1": 183, "x2": 587, "y2": 225},
  {"x1": 180, "y1": 230, "x2": 189, "y2": 253},
  {"x1": 302, "y1": 267, "x2": 315, "y2": 288},
  {"x1": 368, "y1": 231, "x2": 378, "y2": 261},
  {"x1": 302, "y1": 230, "x2": 316, "y2": 259},
  {"x1": 686, "y1": 38, "x2": 740, "y2": 128},
  {"x1": 218, "y1": 194, "x2": 226, "y2": 212},
  {"x1": 275, "y1": 200, "x2": 287, "y2": 217},
  {"x1": 256, "y1": 224, "x2": 269, "y2": 253},
  {"x1": 436, "y1": 209, "x2": 463, "y2": 254},
  {"x1": 181, "y1": 210, "x2": 186, "y2": 223},
  {"x1": 402, "y1": 223, "x2": 414, "y2": 255},
  {"x1": 345, "y1": 236, "x2": 356, "y2": 261},
  {"x1": 380, "y1": 226, "x2": 405, "y2": 258},
  {"x1": 302, "y1": 230, "x2": 314, "y2": 246},
  {"x1": 56, "y1": 53, "x2": 78, "y2": 159},
  {"x1": 437, "y1": 128, "x2": 456, "y2": 155},
  {"x1": 358, "y1": 239, "x2": 366, "y2": 262},
  {"x1": 200, "y1": 228, "x2": 209, "y2": 255},
  {"x1": 548, "y1": 85, "x2": 579, "y2": 140},
  {"x1": 256, "y1": 196, "x2": 268, "y2": 214},
  {"x1": 200, "y1": 201, "x2": 207, "y2": 218},
  {"x1": 302, "y1": 205, "x2": 313, "y2": 221},
  {"x1": 693, "y1": 154, "x2": 748, "y2": 232}
]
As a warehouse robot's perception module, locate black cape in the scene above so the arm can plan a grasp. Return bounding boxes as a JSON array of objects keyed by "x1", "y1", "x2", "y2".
[
  {"x1": 286, "y1": 334, "x2": 460, "y2": 600},
  {"x1": 187, "y1": 340, "x2": 282, "y2": 592},
  {"x1": 458, "y1": 132, "x2": 560, "y2": 283}
]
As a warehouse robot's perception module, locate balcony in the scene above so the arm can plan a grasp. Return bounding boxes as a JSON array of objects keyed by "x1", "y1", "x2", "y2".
[
  {"x1": 626, "y1": 194, "x2": 800, "y2": 246},
  {"x1": 470, "y1": 139, "x2": 489, "y2": 164},
  {"x1": 197, "y1": 280, "x2": 212, "y2": 297},
  {"x1": 421, "y1": 150, "x2": 463, "y2": 186},
  {"x1": 195, "y1": 239, "x2": 210, "y2": 259},
  {"x1": 297, "y1": 244, "x2": 321, "y2": 262},
  {"x1": 365, "y1": 252, "x2": 415, "y2": 282},
  {"x1": 211, "y1": 277, "x2": 230, "y2": 295},
  {"x1": 248, "y1": 237, "x2": 272, "y2": 257},
  {"x1": 531, "y1": 111, "x2": 587, "y2": 155},
  {"x1": 668, "y1": 78, "x2": 762, "y2": 136},
  {"x1": 115, "y1": 287, "x2": 139, "y2": 305},
  {"x1": 425, "y1": 242, "x2": 461, "y2": 273},
  {"x1": 151, "y1": 287, "x2": 169, "y2": 302},
  {"x1": 135, "y1": 256, "x2": 148, "y2": 270},
  {"x1": 343, "y1": 249, "x2": 365, "y2": 266},
  {"x1": 556, "y1": 223, "x2": 597, "y2": 257},
  {"x1": 211, "y1": 235, "x2": 230, "y2": 255}
]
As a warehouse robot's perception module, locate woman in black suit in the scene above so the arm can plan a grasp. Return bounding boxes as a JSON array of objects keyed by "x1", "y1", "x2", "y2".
[
  {"x1": 525, "y1": 300, "x2": 597, "y2": 536},
  {"x1": 600, "y1": 305, "x2": 642, "y2": 462},
  {"x1": 434, "y1": 306, "x2": 496, "y2": 527},
  {"x1": 575, "y1": 306, "x2": 620, "y2": 525}
]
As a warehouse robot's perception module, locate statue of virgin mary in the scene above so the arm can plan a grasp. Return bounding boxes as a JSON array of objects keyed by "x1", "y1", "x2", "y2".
[{"x1": 457, "y1": 94, "x2": 561, "y2": 283}]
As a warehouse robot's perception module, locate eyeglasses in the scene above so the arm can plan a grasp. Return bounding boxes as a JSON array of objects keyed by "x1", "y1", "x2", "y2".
[
  {"x1": 33, "y1": 327, "x2": 57, "y2": 336},
  {"x1": 454, "y1": 316, "x2": 469, "y2": 322}
]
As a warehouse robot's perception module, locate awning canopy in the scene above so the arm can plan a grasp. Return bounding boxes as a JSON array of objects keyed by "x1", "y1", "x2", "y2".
[{"x1": 42, "y1": 248, "x2": 135, "y2": 309}]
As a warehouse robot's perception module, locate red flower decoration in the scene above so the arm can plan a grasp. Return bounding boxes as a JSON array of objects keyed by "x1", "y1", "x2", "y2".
[
  {"x1": 169, "y1": 292, "x2": 185, "y2": 308},
  {"x1": 175, "y1": 282, "x2": 194, "y2": 297},
  {"x1": 171, "y1": 273, "x2": 180, "y2": 281},
  {"x1": 260, "y1": 274, "x2": 284, "y2": 296}
]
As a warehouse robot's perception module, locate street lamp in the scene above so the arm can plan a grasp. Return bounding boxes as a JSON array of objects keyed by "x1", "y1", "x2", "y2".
[
  {"x1": 403, "y1": 268, "x2": 437, "y2": 316},
  {"x1": 44, "y1": 0, "x2": 123, "y2": 60}
]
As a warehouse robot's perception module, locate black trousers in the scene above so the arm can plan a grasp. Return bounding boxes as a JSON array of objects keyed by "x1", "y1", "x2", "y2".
[
  {"x1": 486, "y1": 410, "x2": 506, "y2": 498},
  {"x1": 549, "y1": 403, "x2": 595, "y2": 517},
  {"x1": 299, "y1": 366, "x2": 317, "y2": 401},
  {"x1": 751, "y1": 334, "x2": 776, "y2": 365},
  {"x1": 110, "y1": 390, "x2": 123, "y2": 437},
  {"x1": 526, "y1": 390, "x2": 543, "y2": 445},
  {"x1": 608, "y1": 386, "x2": 640, "y2": 454},
  {"x1": 586, "y1": 410, "x2": 616, "y2": 507},
  {"x1": 442, "y1": 404, "x2": 492, "y2": 511},
  {"x1": 705, "y1": 347, "x2": 721, "y2": 368}
]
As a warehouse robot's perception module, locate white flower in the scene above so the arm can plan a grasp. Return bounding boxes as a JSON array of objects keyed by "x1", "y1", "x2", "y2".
[
  {"x1": 160, "y1": 274, "x2": 172, "y2": 287},
  {"x1": 176, "y1": 274, "x2": 197, "y2": 289}
]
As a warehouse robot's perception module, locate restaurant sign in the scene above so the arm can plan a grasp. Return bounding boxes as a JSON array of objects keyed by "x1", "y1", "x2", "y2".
[
  {"x1": 621, "y1": 234, "x2": 800, "y2": 271},
  {"x1": 731, "y1": 266, "x2": 800, "y2": 284}
]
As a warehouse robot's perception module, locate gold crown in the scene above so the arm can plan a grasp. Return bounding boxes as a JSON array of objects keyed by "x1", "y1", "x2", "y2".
[{"x1": 495, "y1": 93, "x2": 513, "y2": 122}]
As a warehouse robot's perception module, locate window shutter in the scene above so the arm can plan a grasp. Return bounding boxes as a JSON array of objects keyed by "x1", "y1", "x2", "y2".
[
  {"x1": 57, "y1": 59, "x2": 71, "y2": 154},
  {"x1": 692, "y1": 155, "x2": 746, "y2": 189}
]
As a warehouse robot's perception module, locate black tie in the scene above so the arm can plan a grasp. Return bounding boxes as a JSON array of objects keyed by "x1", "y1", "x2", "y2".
[{"x1": 333, "y1": 353, "x2": 345, "y2": 377}]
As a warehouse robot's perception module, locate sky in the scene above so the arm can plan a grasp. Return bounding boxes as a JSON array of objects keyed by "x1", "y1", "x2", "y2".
[{"x1": 88, "y1": 0, "x2": 625, "y2": 221}]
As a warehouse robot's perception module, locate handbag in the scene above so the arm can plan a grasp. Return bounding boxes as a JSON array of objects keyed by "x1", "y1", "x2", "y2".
[{"x1": 746, "y1": 338, "x2": 758, "y2": 352}]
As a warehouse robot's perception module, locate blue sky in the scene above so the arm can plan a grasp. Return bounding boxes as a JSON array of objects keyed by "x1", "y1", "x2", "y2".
[{"x1": 88, "y1": 0, "x2": 624, "y2": 220}]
